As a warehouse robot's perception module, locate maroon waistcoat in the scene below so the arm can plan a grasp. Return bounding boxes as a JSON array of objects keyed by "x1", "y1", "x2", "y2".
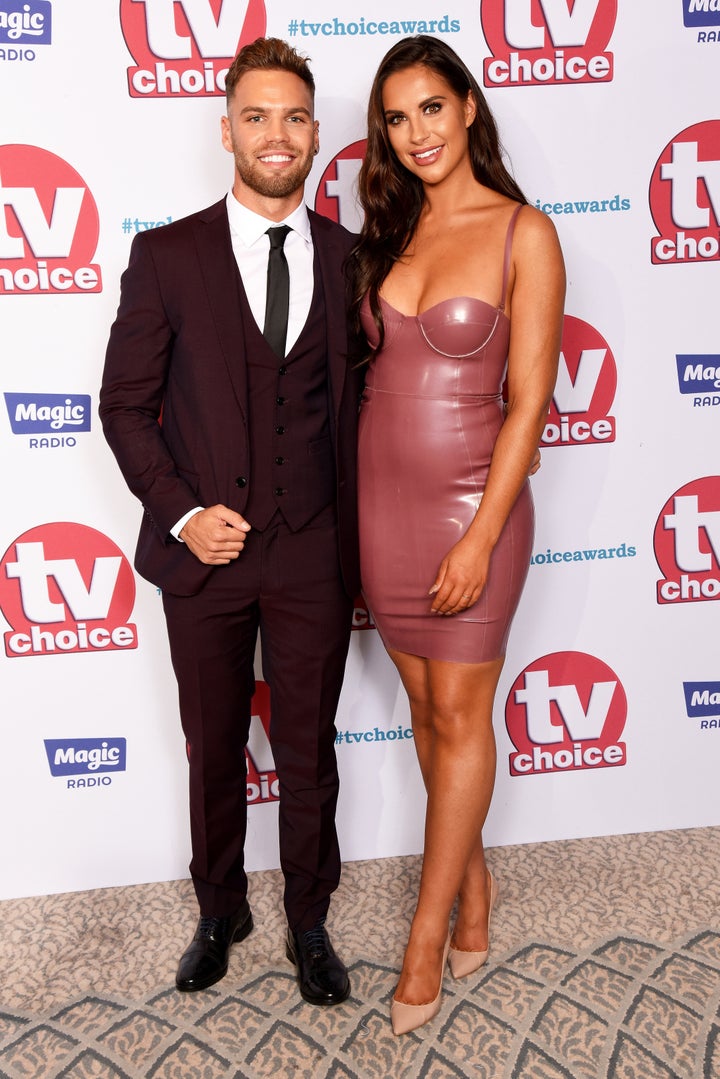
[{"x1": 240, "y1": 261, "x2": 335, "y2": 532}]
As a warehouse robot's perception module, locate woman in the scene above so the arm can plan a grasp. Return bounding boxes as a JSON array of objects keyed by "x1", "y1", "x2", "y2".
[{"x1": 350, "y1": 36, "x2": 565, "y2": 1035}]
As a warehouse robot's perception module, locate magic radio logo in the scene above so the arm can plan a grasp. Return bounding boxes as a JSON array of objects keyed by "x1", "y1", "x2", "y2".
[
  {"x1": 120, "y1": 0, "x2": 267, "y2": 98},
  {"x1": 480, "y1": 0, "x2": 617, "y2": 88},
  {"x1": 655, "y1": 477, "x2": 720, "y2": 604},
  {"x1": 650, "y1": 121, "x2": 720, "y2": 265},
  {"x1": 0, "y1": 0, "x2": 51, "y2": 58},
  {"x1": 676, "y1": 354, "x2": 720, "y2": 407},
  {"x1": 541, "y1": 315, "x2": 616, "y2": 448},
  {"x1": 684, "y1": 681, "x2": 720, "y2": 728},
  {"x1": 314, "y1": 140, "x2": 366, "y2": 234},
  {"x1": 505, "y1": 651, "x2": 627, "y2": 777},
  {"x1": 0, "y1": 144, "x2": 101, "y2": 295},
  {"x1": 683, "y1": 0, "x2": 720, "y2": 36},
  {"x1": 245, "y1": 681, "x2": 278, "y2": 804},
  {"x1": 0, "y1": 523, "x2": 138, "y2": 658},
  {"x1": 44, "y1": 738, "x2": 127, "y2": 788},
  {"x1": 5, "y1": 392, "x2": 91, "y2": 448}
]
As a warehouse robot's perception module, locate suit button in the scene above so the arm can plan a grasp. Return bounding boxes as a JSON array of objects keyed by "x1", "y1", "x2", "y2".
[
  {"x1": 235, "y1": 476, "x2": 247, "y2": 488},
  {"x1": 274, "y1": 487, "x2": 286, "y2": 496},
  {"x1": 278, "y1": 365, "x2": 287, "y2": 376},
  {"x1": 274, "y1": 456, "x2": 285, "y2": 465},
  {"x1": 276, "y1": 396, "x2": 286, "y2": 405},
  {"x1": 275, "y1": 425, "x2": 285, "y2": 434}
]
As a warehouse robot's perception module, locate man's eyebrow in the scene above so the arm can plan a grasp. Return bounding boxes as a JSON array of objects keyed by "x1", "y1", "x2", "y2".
[{"x1": 238, "y1": 105, "x2": 313, "y2": 117}]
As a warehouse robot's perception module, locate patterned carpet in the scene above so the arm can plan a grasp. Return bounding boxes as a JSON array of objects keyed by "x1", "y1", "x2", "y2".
[{"x1": 2, "y1": 828, "x2": 720, "y2": 1078}]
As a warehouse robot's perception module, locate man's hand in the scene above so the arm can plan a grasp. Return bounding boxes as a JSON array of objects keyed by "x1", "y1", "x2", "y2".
[{"x1": 180, "y1": 505, "x2": 251, "y2": 564}]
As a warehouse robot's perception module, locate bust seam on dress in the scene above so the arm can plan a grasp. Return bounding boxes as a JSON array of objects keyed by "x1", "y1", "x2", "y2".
[{"x1": 418, "y1": 307, "x2": 503, "y2": 359}]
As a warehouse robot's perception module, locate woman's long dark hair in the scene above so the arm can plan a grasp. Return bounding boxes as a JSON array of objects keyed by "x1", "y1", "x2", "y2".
[{"x1": 349, "y1": 35, "x2": 527, "y2": 352}]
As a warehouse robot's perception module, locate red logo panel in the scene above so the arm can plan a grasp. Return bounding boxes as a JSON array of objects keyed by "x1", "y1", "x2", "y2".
[
  {"x1": 245, "y1": 681, "x2": 279, "y2": 804},
  {"x1": 0, "y1": 523, "x2": 137, "y2": 657},
  {"x1": 650, "y1": 121, "x2": 720, "y2": 264},
  {"x1": 542, "y1": 315, "x2": 617, "y2": 447},
  {"x1": 120, "y1": 0, "x2": 267, "y2": 97},
  {"x1": 0, "y1": 144, "x2": 101, "y2": 295},
  {"x1": 655, "y1": 477, "x2": 720, "y2": 604},
  {"x1": 481, "y1": 0, "x2": 617, "y2": 87},
  {"x1": 314, "y1": 139, "x2": 366, "y2": 232},
  {"x1": 505, "y1": 651, "x2": 627, "y2": 776}
]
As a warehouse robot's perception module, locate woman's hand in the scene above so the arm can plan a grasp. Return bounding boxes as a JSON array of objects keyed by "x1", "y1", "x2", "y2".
[{"x1": 428, "y1": 534, "x2": 492, "y2": 616}]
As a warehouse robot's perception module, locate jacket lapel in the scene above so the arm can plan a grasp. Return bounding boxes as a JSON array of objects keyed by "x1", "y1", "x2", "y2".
[
  {"x1": 309, "y1": 210, "x2": 349, "y2": 422},
  {"x1": 192, "y1": 199, "x2": 248, "y2": 422},
  {"x1": 190, "y1": 202, "x2": 352, "y2": 425}
]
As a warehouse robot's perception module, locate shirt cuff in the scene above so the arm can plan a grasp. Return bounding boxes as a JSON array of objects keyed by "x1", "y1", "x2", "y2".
[{"x1": 171, "y1": 507, "x2": 204, "y2": 542}]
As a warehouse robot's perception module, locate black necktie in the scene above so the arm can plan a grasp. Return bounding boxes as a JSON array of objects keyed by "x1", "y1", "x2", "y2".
[{"x1": 263, "y1": 225, "x2": 291, "y2": 357}]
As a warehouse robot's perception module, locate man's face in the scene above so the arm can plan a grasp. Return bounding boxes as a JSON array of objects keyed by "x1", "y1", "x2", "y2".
[{"x1": 221, "y1": 68, "x2": 319, "y2": 210}]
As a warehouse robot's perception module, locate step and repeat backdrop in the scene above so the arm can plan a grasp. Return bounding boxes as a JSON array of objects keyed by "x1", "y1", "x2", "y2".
[{"x1": 1, "y1": 1, "x2": 718, "y2": 900}]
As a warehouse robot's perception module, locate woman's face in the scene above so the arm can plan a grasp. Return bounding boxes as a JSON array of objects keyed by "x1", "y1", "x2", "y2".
[{"x1": 381, "y1": 64, "x2": 476, "y2": 185}]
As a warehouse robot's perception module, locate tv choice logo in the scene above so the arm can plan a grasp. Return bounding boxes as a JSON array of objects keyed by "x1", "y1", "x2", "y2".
[
  {"x1": 541, "y1": 315, "x2": 616, "y2": 448},
  {"x1": 314, "y1": 140, "x2": 366, "y2": 233},
  {"x1": 0, "y1": 523, "x2": 138, "y2": 658},
  {"x1": 245, "y1": 681, "x2": 278, "y2": 804},
  {"x1": 0, "y1": 0, "x2": 50, "y2": 49},
  {"x1": 683, "y1": 0, "x2": 720, "y2": 28},
  {"x1": 0, "y1": 144, "x2": 101, "y2": 294},
  {"x1": 655, "y1": 477, "x2": 720, "y2": 604},
  {"x1": 185, "y1": 680, "x2": 279, "y2": 803},
  {"x1": 480, "y1": 0, "x2": 617, "y2": 88},
  {"x1": 44, "y1": 738, "x2": 126, "y2": 788},
  {"x1": 5, "y1": 393, "x2": 91, "y2": 442},
  {"x1": 352, "y1": 592, "x2": 376, "y2": 631},
  {"x1": 120, "y1": 0, "x2": 267, "y2": 98},
  {"x1": 650, "y1": 121, "x2": 720, "y2": 265},
  {"x1": 505, "y1": 651, "x2": 627, "y2": 777},
  {"x1": 684, "y1": 682, "x2": 720, "y2": 727},
  {"x1": 676, "y1": 355, "x2": 720, "y2": 406}
]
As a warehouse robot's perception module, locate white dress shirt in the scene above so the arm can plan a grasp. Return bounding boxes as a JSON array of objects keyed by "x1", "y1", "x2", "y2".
[
  {"x1": 171, "y1": 192, "x2": 315, "y2": 540},
  {"x1": 225, "y1": 190, "x2": 314, "y2": 350}
]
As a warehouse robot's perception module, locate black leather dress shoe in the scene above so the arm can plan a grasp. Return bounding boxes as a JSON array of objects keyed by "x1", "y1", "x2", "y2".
[
  {"x1": 286, "y1": 918, "x2": 350, "y2": 1005},
  {"x1": 175, "y1": 900, "x2": 253, "y2": 992}
]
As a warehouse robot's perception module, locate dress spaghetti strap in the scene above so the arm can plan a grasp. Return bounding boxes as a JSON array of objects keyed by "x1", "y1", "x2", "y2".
[{"x1": 498, "y1": 204, "x2": 523, "y2": 313}]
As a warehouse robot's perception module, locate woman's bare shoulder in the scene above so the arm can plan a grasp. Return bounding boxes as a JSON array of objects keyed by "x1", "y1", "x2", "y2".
[{"x1": 513, "y1": 203, "x2": 562, "y2": 253}]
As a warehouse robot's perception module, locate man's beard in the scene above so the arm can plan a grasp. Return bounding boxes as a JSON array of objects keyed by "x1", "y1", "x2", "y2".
[{"x1": 233, "y1": 147, "x2": 314, "y2": 200}]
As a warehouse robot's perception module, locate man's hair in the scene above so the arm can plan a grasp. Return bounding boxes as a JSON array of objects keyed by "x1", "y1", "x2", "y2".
[{"x1": 225, "y1": 37, "x2": 315, "y2": 107}]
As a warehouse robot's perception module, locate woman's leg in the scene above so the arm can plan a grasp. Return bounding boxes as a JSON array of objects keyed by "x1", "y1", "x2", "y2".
[{"x1": 388, "y1": 648, "x2": 503, "y2": 1004}]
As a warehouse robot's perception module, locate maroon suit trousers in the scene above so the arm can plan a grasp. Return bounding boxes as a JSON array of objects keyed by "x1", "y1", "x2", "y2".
[{"x1": 161, "y1": 504, "x2": 352, "y2": 931}]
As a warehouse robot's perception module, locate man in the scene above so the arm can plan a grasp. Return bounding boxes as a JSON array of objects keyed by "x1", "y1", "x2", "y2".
[{"x1": 100, "y1": 37, "x2": 363, "y2": 1006}]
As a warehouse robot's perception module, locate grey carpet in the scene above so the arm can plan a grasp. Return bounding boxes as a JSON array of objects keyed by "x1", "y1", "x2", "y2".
[{"x1": 2, "y1": 827, "x2": 720, "y2": 1077}]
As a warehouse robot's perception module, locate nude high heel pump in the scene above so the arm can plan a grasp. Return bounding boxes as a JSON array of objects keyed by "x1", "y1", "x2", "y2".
[
  {"x1": 390, "y1": 936, "x2": 450, "y2": 1036},
  {"x1": 448, "y1": 872, "x2": 497, "y2": 979}
]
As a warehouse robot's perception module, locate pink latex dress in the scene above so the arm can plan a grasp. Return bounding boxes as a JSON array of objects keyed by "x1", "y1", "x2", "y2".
[{"x1": 358, "y1": 205, "x2": 533, "y2": 663}]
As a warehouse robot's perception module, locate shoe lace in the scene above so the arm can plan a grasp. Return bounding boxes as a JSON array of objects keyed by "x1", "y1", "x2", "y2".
[
  {"x1": 197, "y1": 916, "x2": 222, "y2": 938},
  {"x1": 301, "y1": 918, "x2": 328, "y2": 958}
]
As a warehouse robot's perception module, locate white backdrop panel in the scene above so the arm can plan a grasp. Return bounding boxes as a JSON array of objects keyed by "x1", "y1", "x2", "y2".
[{"x1": 0, "y1": 0, "x2": 718, "y2": 899}]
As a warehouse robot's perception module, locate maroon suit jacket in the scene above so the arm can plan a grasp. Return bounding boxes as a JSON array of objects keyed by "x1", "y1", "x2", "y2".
[{"x1": 100, "y1": 198, "x2": 363, "y2": 597}]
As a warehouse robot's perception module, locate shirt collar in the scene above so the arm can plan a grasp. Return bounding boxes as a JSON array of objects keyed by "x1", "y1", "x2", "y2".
[{"x1": 226, "y1": 191, "x2": 312, "y2": 249}]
